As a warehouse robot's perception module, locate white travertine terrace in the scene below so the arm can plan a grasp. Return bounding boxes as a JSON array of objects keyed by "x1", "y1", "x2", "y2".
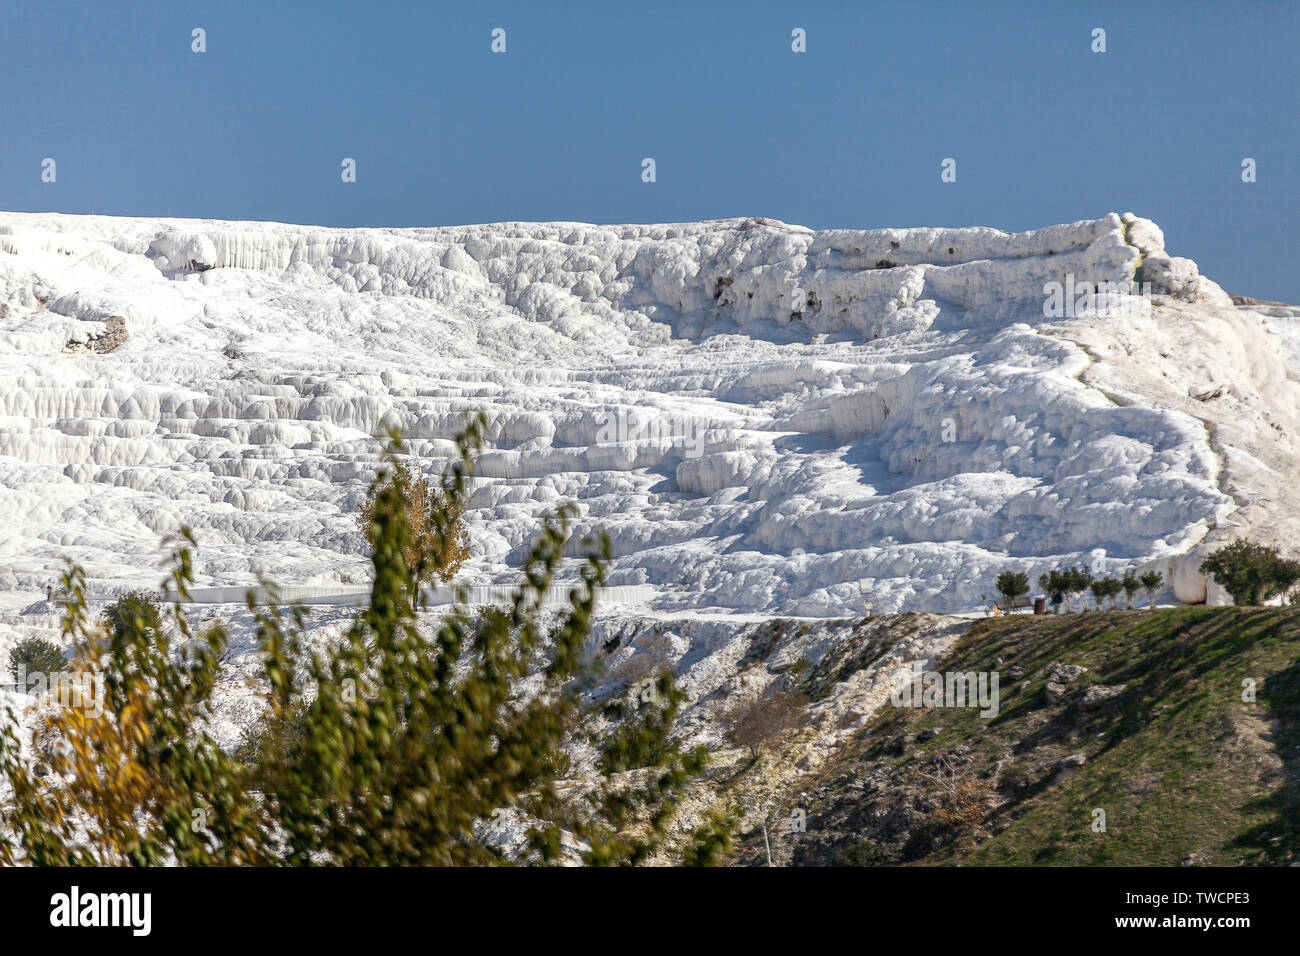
[{"x1": 1, "y1": 210, "x2": 1296, "y2": 615}]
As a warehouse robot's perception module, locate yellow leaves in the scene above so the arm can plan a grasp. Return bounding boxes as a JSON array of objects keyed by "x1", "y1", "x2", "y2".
[
  {"x1": 26, "y1": 667, "x2": 160, "y2": 864},
  {"x1": 358, "y1": 458, "x2": 470, "y2": 586},
  {"x1": 0, "y1": 557, "x2": 256, "y2": 866}
]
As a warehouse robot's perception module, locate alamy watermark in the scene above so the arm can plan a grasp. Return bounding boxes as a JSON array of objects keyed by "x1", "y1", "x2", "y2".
[
  {"x1": 1043, "y1": 274, "x2": 1151, "y2": 319},
  {"x1": 3, "y1": 666, "x2": 105, "y2": 718},
  {"x1": 891, "y1": 661, "x2": 1000, "y2": 718},
  {"x1": 50, "y1": 885, "x2": 151, "y2": 936},
  {"x1": 595, "y1": 408, "x2": 706, "y2": 459}
]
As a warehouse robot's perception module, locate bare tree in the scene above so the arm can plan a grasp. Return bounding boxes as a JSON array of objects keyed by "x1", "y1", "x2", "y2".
[
  {"x1": 747, "y1": 795, "x2": 802, "y2": 867},
  {"x1": 719, "y1": 685, "x2": 809, "y2": 760},
  {"x1": 913, "y1": 753, "x2": 992, "y2": 830}
]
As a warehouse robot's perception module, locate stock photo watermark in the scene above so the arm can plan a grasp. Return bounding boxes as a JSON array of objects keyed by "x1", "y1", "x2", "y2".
[
  {"x1": 49, "y1": 886, "x2": 151, "y2": 936},
  {"x1": 1043, "y1": 274, "x2": 1151, "y2": 319},
  {"x1": 891, "y1": 661, "x2": 1000, "y2": 718},
  {"x1": 3, "y1": 666, "x2": 105, "y2": 718},
  {"x1": 595, "y1": 408, "x2": 706, "y2": 459}
]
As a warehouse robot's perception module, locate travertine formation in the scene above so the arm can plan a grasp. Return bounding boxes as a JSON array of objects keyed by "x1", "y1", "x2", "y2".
[{"x1": 1, "y1": 210, "x2": 1296, "y2": 614}]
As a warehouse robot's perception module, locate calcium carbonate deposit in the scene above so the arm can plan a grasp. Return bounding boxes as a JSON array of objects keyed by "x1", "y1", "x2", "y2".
[{"x1": 2, "y1": 210, "x2": 1298, "y2": 616}]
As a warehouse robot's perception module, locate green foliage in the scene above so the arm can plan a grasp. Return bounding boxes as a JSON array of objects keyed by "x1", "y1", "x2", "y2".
[
  {"x1": 787, "y1": 656, "x2": 813, "y2": 678},
  {"x1": 1090, "y1": 576, "x2": 1124, "y2": 610},
  {"x1": 1200, "y1": 540, "x2": 1300, "y2": 606},
  {"x1": 598, "y1": 671, "x2": 691, "y2": 774},
  {"x1": 1138, "y1": 570, "x2": 1164, "y2": 609},
  {"x1": 995, "y1": 571, "x2": 1029, "y2": 609},
  {"x1": 232, "y1": 698, "x2": 311, "y2": 792},
  {"x1": 0, "y1": 536, "x2": 265, "y2": 866},
  {"x1": 1057, "y1": 566, "x2": 1095, "y2": 612},
  {"x1": 681, "y1": 810, "x2": 736, "y2": 866},
  {"x1": 1040, "y1": 570, "x2": 1070, "y2": 612},
  {"x1": 1121, "y1": 574, "x2": 1141, "y2": 609},
  {"x1": 1273, "y1": 559, "x2": 1300, "y2": 606},
  {"x1": 99, "y1": 590, "x2": 163, "y2": 644},
  {"x1": 7, "y1": 638, "x2": 67, "y2": 693},
  {"x1": 924, "y1": 606, "x2": 1300, "y2": 865},
  {"x1": 0, "y1": 418, "x2": 710, "y2": 866},
  {"x1": 830, "y1": 839, "x2": 885, "y2": 866},
  {"x1": 96, "y1": 589, "x2": 166, "y2": 697},
  {"x1": 1105, "y1": 576, "x2": 1124, "y2": 607},
  {"x1": 591, "y1": 672, "x2": 709, "y2": 859}
]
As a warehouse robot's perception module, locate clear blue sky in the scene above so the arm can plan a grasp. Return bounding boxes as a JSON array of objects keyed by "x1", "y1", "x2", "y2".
[{"x1": 3, "y1": 0, "x2": 1296, "y2": 301}]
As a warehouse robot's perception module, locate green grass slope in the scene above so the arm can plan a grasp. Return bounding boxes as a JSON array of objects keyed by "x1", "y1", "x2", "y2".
[{"x1": 787, "y1": 607, "x2": 1300, "y2": 866}]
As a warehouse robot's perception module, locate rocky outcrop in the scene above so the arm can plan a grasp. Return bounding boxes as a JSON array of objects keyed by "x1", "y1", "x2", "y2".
[
  {"x1": 64, "y1": 316, "x2": 127, "y2": 354},
  {"x1": 1043, "y1": 661, "x2": 1087, "y2": 701},
  {"x1": 1122, "y1": 211, "x2": 1232, "y2": 307}
]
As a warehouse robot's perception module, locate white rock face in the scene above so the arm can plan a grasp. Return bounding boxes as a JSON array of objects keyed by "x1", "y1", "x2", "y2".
[{"x1": 0, "y1": 210, "x2": 1295, "y2": 614}]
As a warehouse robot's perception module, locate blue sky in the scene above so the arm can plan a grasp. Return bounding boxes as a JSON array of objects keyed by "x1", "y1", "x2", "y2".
[{"x1": 3, "y1": 0, "x2": 1296, "y2": 301}]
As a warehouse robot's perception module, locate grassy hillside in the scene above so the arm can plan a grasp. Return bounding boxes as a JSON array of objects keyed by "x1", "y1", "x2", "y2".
[{"x1": 749, "y1": 607, "x2": 1300, "y2": 866}]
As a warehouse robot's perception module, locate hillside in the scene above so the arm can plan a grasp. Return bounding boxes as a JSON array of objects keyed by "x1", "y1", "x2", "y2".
[
  {"x1": 4, "y1": 570, "x2": 1298, "y2": 866},
  {"x1": 718, "y1": 607, "x2": 1300, "y2": 866}
]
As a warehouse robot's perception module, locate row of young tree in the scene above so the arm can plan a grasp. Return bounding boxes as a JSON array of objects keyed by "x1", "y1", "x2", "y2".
[
  {"x1": 993, "y1": 538, "x2": 1300, "y2": 613},
  {"x1": 994, "y1": 567, "x2": 1165, "y2": 613}
]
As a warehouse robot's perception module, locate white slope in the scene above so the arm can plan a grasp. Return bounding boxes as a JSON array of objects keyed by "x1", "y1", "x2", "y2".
[{"x1": 0, "y1": 210, "x2": 1296, "y2": 617}]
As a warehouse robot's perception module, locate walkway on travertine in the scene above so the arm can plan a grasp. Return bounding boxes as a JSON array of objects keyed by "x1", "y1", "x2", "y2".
[{"x1": 178, "y1": 583, "x2": 657, "y2": 609}]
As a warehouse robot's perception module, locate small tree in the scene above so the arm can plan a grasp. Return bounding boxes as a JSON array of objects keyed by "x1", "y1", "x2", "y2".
[
  {"x1": 1273, "y1": 559, "x2": 1300, "y2": 606},
  {"x1": 746, "y1": 794, "x2": 800, "y2": 867},
  {"x1": 100, "y1": 590, "x2": 163, "y2": 641},
  {"x1": 1200, "y1": 540, "x2": 1296, "y2": 606},
  {"x1": 1121, "y1": 574, "x2": 1141, "y2": 610},
  {"x1": 597, "y1": 670, "x2": 697, "y2": 773},
  {"x1": 682, "y1": 810, "x2": 736, "y2": 867},
  {"x1": 1138, "y1": 570, "x2": 1164, "y2": 609},
  {"x1": 1089, "y1": 576, "x2": 1122, "y2": 610},
  {"x1": 357, "y1": 458, "x2": 470, "y2": 585},
  {"x1": 995, "y1": 571, "x2": 1029, "y2": 612},
  {"x1": 7, "y1": 637, "x2": 67, "y2": 693},
  {"x1": 1063, "y1": 566, "x2": 1094, "y2": 613},
  {"x1": 719, "y1": 684, "x2": 808, "y2": 761}
]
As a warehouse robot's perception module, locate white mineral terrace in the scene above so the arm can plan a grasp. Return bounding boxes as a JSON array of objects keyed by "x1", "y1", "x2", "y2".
[{"x1": 1, "y1": 210, "x2": 1297, "y2": 615}]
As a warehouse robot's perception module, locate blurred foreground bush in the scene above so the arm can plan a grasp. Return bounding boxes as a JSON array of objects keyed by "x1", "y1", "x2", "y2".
[{"x1": 0, "y1": 418, "x2": 717, "y2": 866}]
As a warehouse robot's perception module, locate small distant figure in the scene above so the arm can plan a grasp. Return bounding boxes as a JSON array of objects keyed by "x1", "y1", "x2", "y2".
[
  {"x1": 46, "y1": 583, "x2": 53, "y2": 603},
  {"x1": 1051, "y1": 590, "x2": 1064, "y2": 614},
  {"x1": 856, "y1": 582, "x2": 873, "y2": 620}
]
